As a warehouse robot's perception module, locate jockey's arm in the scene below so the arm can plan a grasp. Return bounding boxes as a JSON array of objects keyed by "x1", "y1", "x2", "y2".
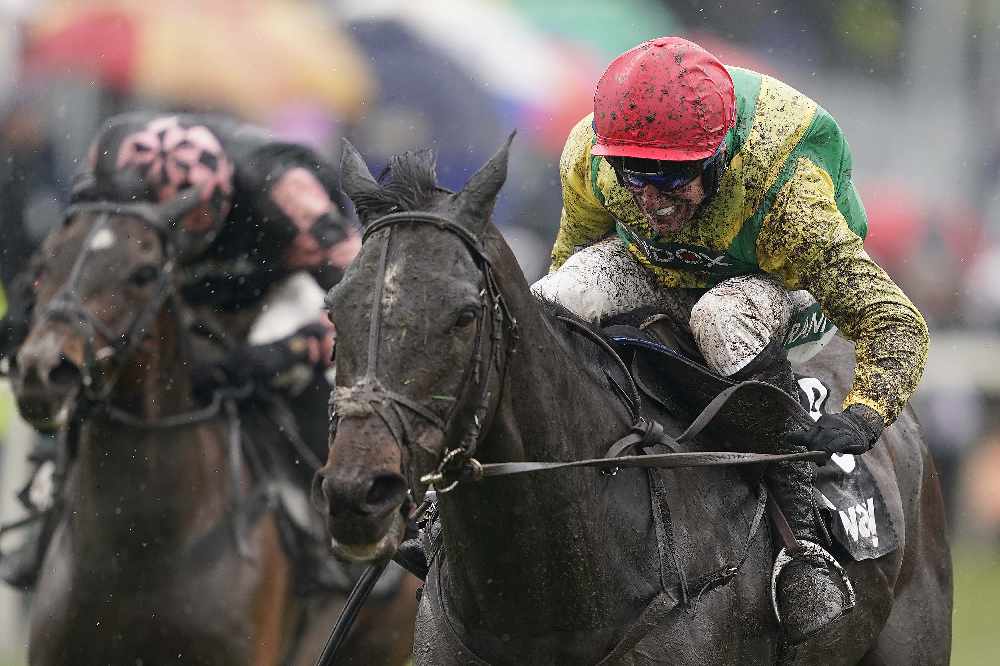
[
  {"x1": 194, "y1": 152, "x2": 357, "y2": 399},
  {"x1": 757, "y1": 157, "x2": 929, "y2": 427},
  {"x1": 548, "y1": 116, "x2": 616, "y2": 272}
]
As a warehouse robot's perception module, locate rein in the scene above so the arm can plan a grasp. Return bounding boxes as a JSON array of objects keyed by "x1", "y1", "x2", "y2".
[
  {"x1": 449, "y1": 380, "x2": 827, "y2": 484},
  {"x1": 333, "y1": 210, "x2": 827, "y2": 493}
]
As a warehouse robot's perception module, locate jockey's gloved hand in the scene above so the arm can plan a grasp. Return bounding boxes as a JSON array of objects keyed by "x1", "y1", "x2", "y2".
[
  {"x1": 785, "y1": 404, "x2": 884, "y2": 457},
  {"x1": 192, "y1": 323, "x2": 334, "y2": 400}
]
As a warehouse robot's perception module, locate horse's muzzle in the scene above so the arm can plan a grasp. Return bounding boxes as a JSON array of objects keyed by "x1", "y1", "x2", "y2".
[
  {"x1": 14, "y1": 330, "x2": 83, "y2": 431},
  {"x1": 318, "y1": 465, "x2": 409, "y2": 561}
]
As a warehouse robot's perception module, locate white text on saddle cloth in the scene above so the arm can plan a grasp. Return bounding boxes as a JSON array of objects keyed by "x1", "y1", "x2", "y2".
[{"x1": 839, "y1": 497, "x2": 878, "y2": 549}]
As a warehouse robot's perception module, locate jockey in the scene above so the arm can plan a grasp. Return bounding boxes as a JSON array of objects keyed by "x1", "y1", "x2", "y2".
[
  {"x1": 531, "y1": 37, "x2": 928, "y2": 643},
  {"x1": 0, "y1": 112, "x2": 360, "y2": 588}
]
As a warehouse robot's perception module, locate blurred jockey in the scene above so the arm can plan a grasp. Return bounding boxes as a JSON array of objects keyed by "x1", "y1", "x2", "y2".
[
  {"x1": 0, "y1": 112, "x2": 360, "y2": 588},
  {"x1": 531, "y1": 37, "x2": 928, "y2": 643}
]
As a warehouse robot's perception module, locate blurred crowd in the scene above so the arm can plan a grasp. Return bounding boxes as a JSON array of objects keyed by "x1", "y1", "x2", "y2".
[{"x1": 2, "y1": 0, "x2": 1000, "y2": 549}]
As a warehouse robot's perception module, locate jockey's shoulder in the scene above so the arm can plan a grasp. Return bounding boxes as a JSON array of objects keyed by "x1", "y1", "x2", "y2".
[
  {"x1": 559, "y1": 113, "x2": 600, "y2": 181},
  {"x1": 562, "y1": 114, "x2": 597, "y2": 156}
]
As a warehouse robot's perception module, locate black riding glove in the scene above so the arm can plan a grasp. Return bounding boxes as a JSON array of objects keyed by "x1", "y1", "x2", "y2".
[
  {"x1": 785, "y1": 404, "x2": 884, "y2": 456},
  {"x1": 192, "y1": 323, "x2": 333, "y2": 400}
]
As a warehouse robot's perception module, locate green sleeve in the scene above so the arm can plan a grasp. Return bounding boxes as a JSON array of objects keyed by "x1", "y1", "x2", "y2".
[
  {"x1": 548, "y1": 115, "x2": 616, "y2": 272},
  {"x1": 757, "y1": 157, "x2": 929, "y2": 425}
]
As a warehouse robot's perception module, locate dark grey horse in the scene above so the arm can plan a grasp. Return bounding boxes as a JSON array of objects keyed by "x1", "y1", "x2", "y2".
[{"x1": 316, "y1": 137, "x2": 953, "y2": 664}]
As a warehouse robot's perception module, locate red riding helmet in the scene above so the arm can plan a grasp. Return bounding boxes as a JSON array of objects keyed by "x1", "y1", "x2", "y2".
[{"x1": 592, "y1": 36, "x2": 736, "y2": 162}]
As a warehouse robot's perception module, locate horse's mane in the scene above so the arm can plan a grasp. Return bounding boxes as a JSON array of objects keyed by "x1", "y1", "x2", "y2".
[
  {"x1": 350, "y1": 149, "x2": 453, "y2": 220},
  {"x1": 532, "y1": 295, "x2": 626, "y2": 385},
  {"x1": 535, "y1": 296, "x2": 593, "y2": 331}
]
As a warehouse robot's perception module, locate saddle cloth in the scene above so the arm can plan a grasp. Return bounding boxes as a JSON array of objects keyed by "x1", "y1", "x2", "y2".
[
  {"x1": 798, "y1": 374, "x2": 900, "y2": 561},
  {"x1": 606, "y1": 326, "x2": 901, "y2": 562}
]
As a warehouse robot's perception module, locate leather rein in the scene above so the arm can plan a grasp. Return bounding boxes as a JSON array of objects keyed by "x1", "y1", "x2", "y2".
[{"x1": 333, "y1": 211, "x2": 826, "y2": 498}]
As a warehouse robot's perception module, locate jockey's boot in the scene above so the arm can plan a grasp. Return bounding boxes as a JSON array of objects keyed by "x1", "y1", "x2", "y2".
[
  {"x1": 737, "y1": 347, "x2": 854, "y2": 644},
  {"x1": 0, "y1": 435, "x2": 59, "y2": 590}
]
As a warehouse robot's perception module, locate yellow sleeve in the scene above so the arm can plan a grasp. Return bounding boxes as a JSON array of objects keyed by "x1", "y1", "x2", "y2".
[
  {"x1": 756, "y1": 157, "x2": 929, "y2": 426},
  {"x1": 548, "y1": 114, "x2": 616, "y2": 272}
]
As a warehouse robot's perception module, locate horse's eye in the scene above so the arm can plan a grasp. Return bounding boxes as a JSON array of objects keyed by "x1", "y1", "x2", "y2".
[
  {"x1": 128, "y1": 265, "x2": 160, "y2": 287},
  {"x1": 455, "y1": 307, "x2": 478, "y2": 328}
]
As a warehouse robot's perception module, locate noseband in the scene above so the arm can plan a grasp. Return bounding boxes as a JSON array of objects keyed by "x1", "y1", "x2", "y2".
[
  {"x1": 38, "y1": 201, "x2": 178, "y2": 401},
  {"x1": 331, "y1": 212, "x2": 518, "y2": 496}
]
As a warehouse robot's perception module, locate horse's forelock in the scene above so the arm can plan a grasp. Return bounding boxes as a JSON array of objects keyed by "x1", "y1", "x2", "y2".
[{"x1": 352, "y1": 149, "x2": 450, "y2": 221}]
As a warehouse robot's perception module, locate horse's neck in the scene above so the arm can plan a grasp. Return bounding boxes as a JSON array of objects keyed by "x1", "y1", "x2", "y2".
[
  {"x1": 436, "y1": 268, "x2": 660, "y2": 657},
  {"x1": 108, "y1": 302, "x2": 194, "y2": 419},
  {"x1": 70, "y1": 305, "x2": 234, "y2": 558}
]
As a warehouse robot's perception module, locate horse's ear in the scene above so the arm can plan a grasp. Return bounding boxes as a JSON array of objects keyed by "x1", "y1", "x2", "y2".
[
  {"x1": 159, "y1": 187, "x2": 218, "y2": 258},
  {"x1": 340, "y1": 138, "x2": 381, "y2": 225},
  {"x1": 159, "y1": 187, "x2": 203, "y2": 229},
  {"x1": 455, "y1": 131, "x2": 515, "y2": 227}
]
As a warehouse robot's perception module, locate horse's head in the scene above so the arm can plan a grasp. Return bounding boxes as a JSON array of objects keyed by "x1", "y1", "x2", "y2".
[
  {"x1": 13, "y1": 193, "x2": 201, "y2": 430},
  {"x1": 316, "y1": 135, "x2": 516, "y2": 561}
]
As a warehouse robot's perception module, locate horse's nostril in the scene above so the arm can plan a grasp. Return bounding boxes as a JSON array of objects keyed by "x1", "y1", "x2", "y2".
[
  {"x1": 48, "y1": 359, "x2": 82, "y2": 389},
  {"x1": 321, "y1": 468, "x2": 407, "y2": 518},
  {"x1": 366, "y1": 474, "x2": 407, "y2": 510},
  {"x1": 321, "y1": 475, "x2": 338, "y2": 505}
]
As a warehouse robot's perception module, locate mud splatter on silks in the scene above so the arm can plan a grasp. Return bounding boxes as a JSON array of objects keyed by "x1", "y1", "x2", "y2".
[{"x1": 540, "y1": 68, "x2": 929, "y2": 426}]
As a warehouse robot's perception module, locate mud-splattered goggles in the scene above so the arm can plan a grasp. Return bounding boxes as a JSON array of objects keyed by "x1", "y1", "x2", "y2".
[{"x1": 608, "y1": 156, "x2": 706, "y2": 192}]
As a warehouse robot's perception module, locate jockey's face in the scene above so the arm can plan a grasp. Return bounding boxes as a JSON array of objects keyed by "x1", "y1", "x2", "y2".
[{"x1": 632, "y1": 176, "x2": 706, "y2": 235}]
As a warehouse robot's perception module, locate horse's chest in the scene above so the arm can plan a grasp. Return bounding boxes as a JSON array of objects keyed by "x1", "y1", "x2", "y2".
[{"x1": 30, "y1": 528, "x2": 258, "y2": 665}]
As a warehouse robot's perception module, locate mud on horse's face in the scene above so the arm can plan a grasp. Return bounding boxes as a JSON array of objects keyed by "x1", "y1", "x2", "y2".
[
  {"x1": 14, "y1": 196, "x2": 200, "y2": 430},
  {"x1": 316, "y1": 136, "x2": 512, "y2": 562}
]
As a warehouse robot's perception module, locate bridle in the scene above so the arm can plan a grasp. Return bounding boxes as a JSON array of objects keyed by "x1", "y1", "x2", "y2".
[
  {"x1": 28, "y1": 193, "x2": 271, "y2": 558},
  {"x1": 331, "y1": 211, "x2": 519, "y2": 499},
  {"x1": 39, "y1": 200, "x2": 180, "y2": 402}
]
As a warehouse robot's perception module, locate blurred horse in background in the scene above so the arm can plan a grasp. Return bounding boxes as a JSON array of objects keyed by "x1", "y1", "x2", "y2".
[{"x1": 13, "y1": 195, "x2": 416, "y2": 665}]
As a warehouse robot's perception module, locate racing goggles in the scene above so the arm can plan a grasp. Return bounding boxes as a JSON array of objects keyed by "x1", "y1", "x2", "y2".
[{"x1": 608, "y1": 156, "x2": 706, "y2": 192}]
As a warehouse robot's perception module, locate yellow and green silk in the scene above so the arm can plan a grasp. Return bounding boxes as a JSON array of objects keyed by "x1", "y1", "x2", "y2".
[{"x1": 549, "y1": 67, "x2": 928, "y2": 426}]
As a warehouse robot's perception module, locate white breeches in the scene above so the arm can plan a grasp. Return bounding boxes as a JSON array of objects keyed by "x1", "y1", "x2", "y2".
[
  {"x1": 248, "y1": 271, "x2": 329, "y2": 345},
  {"x1": 530, "y1": 239, "x2": 836, "y2": 376}
]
